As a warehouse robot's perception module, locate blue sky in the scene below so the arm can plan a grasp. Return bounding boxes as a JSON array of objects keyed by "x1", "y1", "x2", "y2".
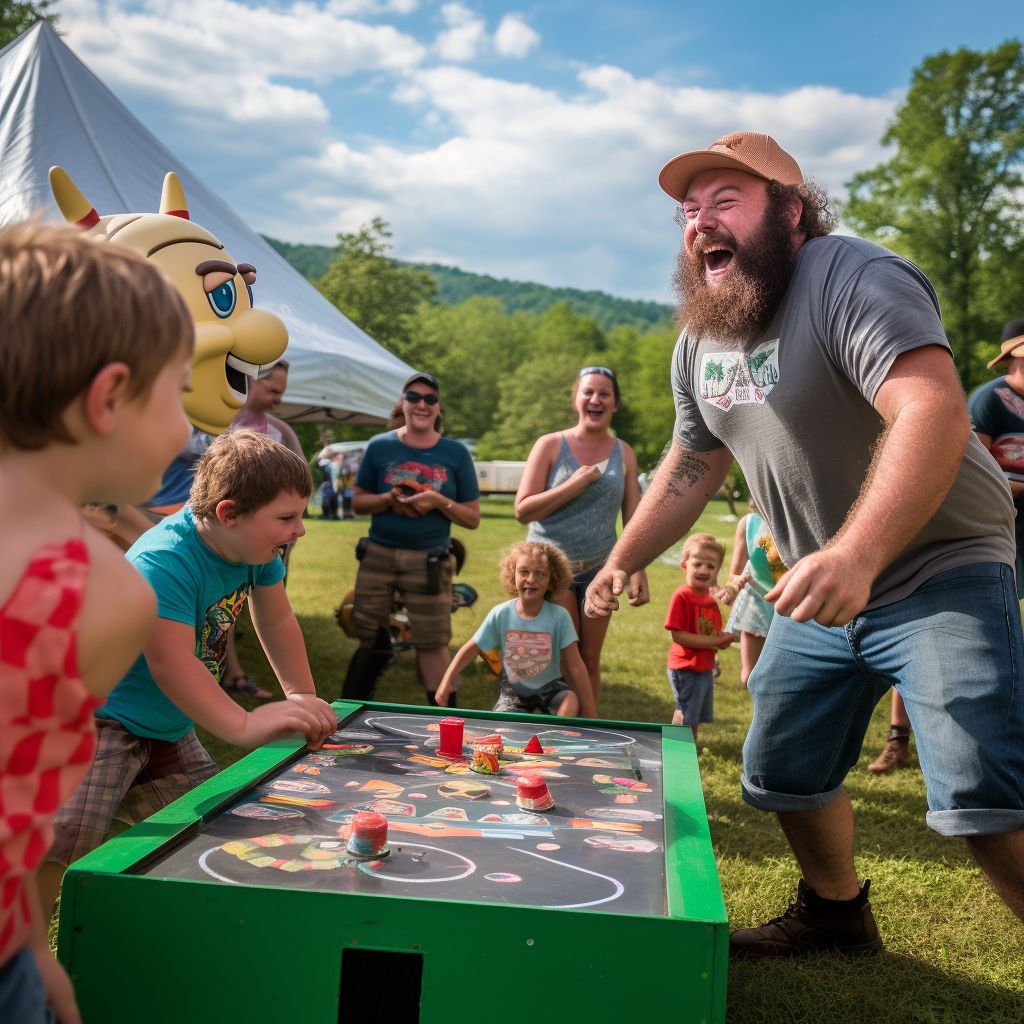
[{"x1": 61, "y1": 0, "x2": 1018, "y2": 301}]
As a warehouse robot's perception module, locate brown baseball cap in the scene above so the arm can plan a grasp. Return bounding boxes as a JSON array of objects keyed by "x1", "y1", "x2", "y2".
[
  {"x1": 659, "y1": 132, "x2": 804, "y2": 204},
  {"x1": 986, "y1": 317, "x2": 1024, "y2": 370}
]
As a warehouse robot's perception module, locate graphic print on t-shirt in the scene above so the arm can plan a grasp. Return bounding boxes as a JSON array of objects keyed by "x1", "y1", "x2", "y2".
[
  {"x1": 696, "y1": 607, "x2": 718, "y2": 636},
  {"x1": 199, "y1": 585, "x2": 251, "y2": 680},
  {"x1": 996, "y1": 386, "x2": 1024, "y2": 421},
  {"x1": 384, "y1": 461, "x2": 450, "y2": 495},
  {"x1": 503, "y1": 629, "x2": 552, "y2": 682},
  {"x1": 699, "y1": 341, "x2": 779, "y2": 411}
]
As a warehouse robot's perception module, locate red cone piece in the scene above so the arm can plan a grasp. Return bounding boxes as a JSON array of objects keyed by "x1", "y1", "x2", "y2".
[
  {"x1": 524, "y1": 735, "x2": 543, "y2": 754},
  {"x1": 346, "y1": 811, "x2": 390, "y2": 858},
  {"x1": 438, "y1": 717, "x2": 465, "y2": 758},
  {"x1": 516, "y1": 772, "x2": 554, "y2": 811}
]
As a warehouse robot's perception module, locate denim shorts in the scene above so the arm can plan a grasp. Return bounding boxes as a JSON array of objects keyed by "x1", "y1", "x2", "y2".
[
  {"x1": 0, "y1": 947, "x2": 54, "y2": 1024},
  {"x1": 493, "y1": 676, "x2": 572, "y2": 715},
  {"x1": 667, "y1": 668, "x2": 714, "y2": 723},
  {"x1": 742, "y1": 562, "x2": 1024, "y2": 836}
]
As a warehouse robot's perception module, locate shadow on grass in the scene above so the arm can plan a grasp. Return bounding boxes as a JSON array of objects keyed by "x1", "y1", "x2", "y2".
[{"x1": 727, "y1": 951, "x2": 1024, "y2": 1024}]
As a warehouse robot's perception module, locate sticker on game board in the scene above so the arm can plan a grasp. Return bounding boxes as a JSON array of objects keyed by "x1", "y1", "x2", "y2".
[
  {"x1": 523, "y1": 769, "x2": 568, "y2": 779},
  {"x1": 576, "y1": 758, "x2": 630, "y2": 768},
  {"x1": 598, "y1": 786, "x2": 634, "y2": 796},
  {"x1": 409, "y1": 754, "x2": 448, "y2": 767},
  {"x1": 408, "y1": 793, "x2": 427, "y2": 799},
  {"x1": 437, "y1": 779, "x2": 490, "y2": 800},
  {"x1": 444, "y1": 763, "x2": 473, "y2": 774},
  {"x1": 478, "y1": 813, "x2": 503, "y2": 821},
  {"x1": 569, "y1": 819, "x2": 643, "y2": 833},
  {"x1": 358, "y1": 779, "x2": 404, "y2": 793},
  {"x1": 500, "y1": 812, "x2": 549, "y2": 825},
  {"x1": 515, "y1": 759, "x2": 562, "y2": 769},
  {"x1": 423, "y1": 806, "x2": 469, "y2": 821},
  {"x1": 490, "y1": 799, "x2": 510, "y2": 806},
  {"x1": 592, "y1": 774, "x2": 614, "y2": 785},
  {"x1": 585, "y1": 836, "x2": 660, "y2": 853},
  {"x1": 269, "y1": 779, "x2": 330, "y2": 795},
  {"x1": 228, "y1": 803, "x2": 301, "y2": 820},
  {"x1": 584, "y1": 807, "x2": 662, "y2": 822},
  {"x1": 322, "y1": 743, "x2": 373, "y2": 755},
  {"x1": 307, "y1": 754, "x2": 338, "y2": 766},
  {"x1": 613, "y1": 777, "x2": 652, "y2": 793},
  {"x1": 344, "y1": 781, "x2": 360, "y2": 787},
  {"x1": 485, "y1": 873, "x2": 521, "y2": 883},
  {"x1": 292, "y1": 765, "x2": 320, "y2": 775},
  {"x1": 260, "y1": 794, "x2": 335, "y2": 808},
  {"x1": 358, "y1": 799, "x2": 416, "y2": 816},
  {"x1": 536, "y1": 843, "x2": 560, "y2": 851},
  {"x1": 614, "y1": 795, "x2": 639, "y2": 804}
]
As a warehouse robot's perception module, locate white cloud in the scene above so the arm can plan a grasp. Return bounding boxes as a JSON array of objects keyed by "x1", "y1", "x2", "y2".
[
  {"x1": 57, "y1": 1, "x2": 897, "y2": 299},
  {"x1": 292, "y1": 66, "x2": 896, "y2": 298},
  {"x1": 493, "y1": 14, "x2": 539, "y2": 58},
  {"x1": 62, "y1": 0, "x2": 425, "y2": 124},
  {"x1": 434, "y1": 3, "x2": 487, "y2": 62}
]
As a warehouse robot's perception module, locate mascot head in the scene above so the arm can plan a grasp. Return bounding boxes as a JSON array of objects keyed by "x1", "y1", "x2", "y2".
[{"x1": 48, "y1": 167, "x2": 288, "y2": 435}]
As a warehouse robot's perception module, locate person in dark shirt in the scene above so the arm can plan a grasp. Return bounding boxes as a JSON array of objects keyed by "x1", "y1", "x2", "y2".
[
  {"x1": 968, "y1": 317, "x2": 1024, "y2": 597},
  {"x1": 343, "y1": 374, "x2": 481, "y2": 703}
]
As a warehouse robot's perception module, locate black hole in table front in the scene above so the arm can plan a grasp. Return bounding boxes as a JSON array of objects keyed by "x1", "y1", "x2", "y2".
[{"x1": 339, "y1": 948, "x2": 422, "y2": 1024}]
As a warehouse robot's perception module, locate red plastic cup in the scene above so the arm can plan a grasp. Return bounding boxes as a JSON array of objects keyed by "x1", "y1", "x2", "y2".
[{"x1": 438, "y1": 717, "x2": 465, "y2": 758}]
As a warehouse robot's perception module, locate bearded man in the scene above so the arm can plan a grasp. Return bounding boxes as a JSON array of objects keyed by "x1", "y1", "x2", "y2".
[{"x1": 586, "y1": 132, "x2": 1024, "y2": 956}]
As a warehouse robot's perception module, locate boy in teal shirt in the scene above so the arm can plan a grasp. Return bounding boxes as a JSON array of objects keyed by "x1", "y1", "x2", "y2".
[
  {"x1": 42, "y1": 431, "x2": 337, "y2": 915},
  {"x1": 436, "y1": 541, "x2": 596, "y2": 718}
]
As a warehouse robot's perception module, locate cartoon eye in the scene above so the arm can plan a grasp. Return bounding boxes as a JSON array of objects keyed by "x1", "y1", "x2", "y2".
[
  {"x1": 246, "y1": 284, "x2": 254, "y2": 307},
  {"x1": 207, "y1": 279, "x2": 237, "y2": 318}
]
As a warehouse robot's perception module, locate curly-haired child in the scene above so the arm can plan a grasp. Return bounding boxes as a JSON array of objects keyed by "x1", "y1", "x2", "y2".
[{"x1": 435, "y1": 541, "x2": 597, "y2": 718}]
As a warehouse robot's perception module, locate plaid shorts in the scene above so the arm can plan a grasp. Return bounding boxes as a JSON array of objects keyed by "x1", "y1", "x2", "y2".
[
  {"x1": 46, "y1": 716, "x2": 217, "y2": 867},
  {"x1": 352, "y1": 540, "x2": 455, "y2": 648}
]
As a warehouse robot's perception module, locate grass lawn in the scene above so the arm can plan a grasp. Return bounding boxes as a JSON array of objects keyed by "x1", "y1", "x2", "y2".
[{"x1": 212, "y1": 497, "x2": 1022, "y2": 1022}]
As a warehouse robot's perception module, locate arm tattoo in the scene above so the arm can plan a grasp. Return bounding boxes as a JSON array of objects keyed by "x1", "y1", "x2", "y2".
[{"x1": 670, "y1": 452, "x2": 711, "y2": 488}]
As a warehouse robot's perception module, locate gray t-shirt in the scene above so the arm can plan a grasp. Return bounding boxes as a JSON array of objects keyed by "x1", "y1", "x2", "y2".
[{"x1": 671, "y1": 234, "x2": 1014, "y2": 609}]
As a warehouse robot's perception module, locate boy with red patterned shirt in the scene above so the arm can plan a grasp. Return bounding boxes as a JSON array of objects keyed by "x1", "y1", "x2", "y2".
[{"x1": 664, "y1": 533, "x2": 735, "y2": 739}]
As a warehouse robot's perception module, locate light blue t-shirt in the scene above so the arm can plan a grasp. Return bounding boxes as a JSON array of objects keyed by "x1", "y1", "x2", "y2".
[
  {"x1": 473, "y1": 599, "x2": 578, "y2": 695},
  {"x1": 98, "y1": 506, "x2": 286, "y2": 741}
]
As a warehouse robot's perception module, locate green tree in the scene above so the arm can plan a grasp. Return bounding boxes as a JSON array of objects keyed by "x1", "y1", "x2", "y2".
[
  {"x1": 315, "y1": 218, "x2": 436, "y2": 357},
  {"x1": 1, "y1": 0, "x2": 57, "y2": 47},
  {"x1": 843, "y1": 40, "x2": 1024, "y2": 389},
  {"x1": 477, "y1": 354, "x2": 588, "y2": 460}
]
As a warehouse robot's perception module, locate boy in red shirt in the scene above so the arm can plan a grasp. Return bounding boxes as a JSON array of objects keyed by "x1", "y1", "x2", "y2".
[{"x1": 664, "y1": 533, "x2": 735, "y2": 739}]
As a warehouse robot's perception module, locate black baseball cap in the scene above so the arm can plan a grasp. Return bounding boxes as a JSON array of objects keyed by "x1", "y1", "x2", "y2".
[{"x1": 403, "y1": 372, "x2": 440, "y2": 392}]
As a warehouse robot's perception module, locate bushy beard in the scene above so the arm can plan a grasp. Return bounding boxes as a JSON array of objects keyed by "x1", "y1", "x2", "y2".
[{"x1": 674, "y1": 200, "x2": 801, "y2": 347}]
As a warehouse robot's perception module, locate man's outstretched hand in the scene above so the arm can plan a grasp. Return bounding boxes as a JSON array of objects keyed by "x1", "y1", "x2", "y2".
[
  {"x1": 767, "y1": 546, "x2": 875, "y2": 628},
  {"x1": 584, "y1": 565, "x2": 631, "y2": 618}
]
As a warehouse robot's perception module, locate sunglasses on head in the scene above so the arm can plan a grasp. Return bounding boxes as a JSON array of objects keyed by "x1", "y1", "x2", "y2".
[
  {"x1": 404, "y1": 390, "x2": 439, "y2": 406},
  {"x1": 578, "y1": 366, "x2": 616, "y2": 381}
]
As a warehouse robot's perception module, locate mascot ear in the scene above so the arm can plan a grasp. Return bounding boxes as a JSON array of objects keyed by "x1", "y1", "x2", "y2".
[
  {"x1": 49, "y1": 166, "x2": 100, "y2": 228},
  {"x1": 159, "y1": 172, "x2": 190, "y2": 220}
]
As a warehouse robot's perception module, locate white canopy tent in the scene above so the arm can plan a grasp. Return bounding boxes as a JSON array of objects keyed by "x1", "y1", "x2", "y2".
[{"x1": 0, "y1": 22, "x2": 414, "y2": 424}]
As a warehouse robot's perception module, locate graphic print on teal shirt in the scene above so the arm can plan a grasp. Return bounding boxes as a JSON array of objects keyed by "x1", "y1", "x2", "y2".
[{"x1": 199, "y1": 585, "x2": 252, "y2": 680}]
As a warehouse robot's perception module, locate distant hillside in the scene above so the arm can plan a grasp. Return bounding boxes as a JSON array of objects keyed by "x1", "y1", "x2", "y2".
[{"x1": 261, "y1": 235, "x2": 674, "y2": 332}]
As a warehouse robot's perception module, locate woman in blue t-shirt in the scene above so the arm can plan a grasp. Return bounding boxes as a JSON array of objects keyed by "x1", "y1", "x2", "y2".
[{"x1": 343, "y1": 373, "x2": 481, "y2": 703}]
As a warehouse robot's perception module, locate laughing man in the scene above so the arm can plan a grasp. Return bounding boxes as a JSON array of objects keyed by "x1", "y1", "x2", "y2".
[{"x1": 586, "y1": 132, "x2": 1024, "y2": 956}]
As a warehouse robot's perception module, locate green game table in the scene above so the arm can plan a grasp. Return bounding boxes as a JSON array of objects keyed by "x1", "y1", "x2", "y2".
[{"x1": 58, "y1": 700, "x2": 728, "y2": 1023}]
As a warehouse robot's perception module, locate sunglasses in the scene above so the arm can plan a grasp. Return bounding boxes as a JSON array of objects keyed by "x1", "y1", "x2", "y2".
[
  {"x1": 404, "y1": 391, "x2": 440, "y2": 406},
  {"x1": 578, "y1": 366, "x2": 617, "y2": 381}
]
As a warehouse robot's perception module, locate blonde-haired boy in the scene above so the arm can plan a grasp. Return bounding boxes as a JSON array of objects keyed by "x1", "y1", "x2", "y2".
[
  {"x1": 41, "y1": 430, "x2": 337, "y2": 918},
  {"x1": 0, "y1": 221, "x2": 194, "y2": 1023},
  {"x1": 664, "y1": 532, "x2": 735, "y2": 739}
]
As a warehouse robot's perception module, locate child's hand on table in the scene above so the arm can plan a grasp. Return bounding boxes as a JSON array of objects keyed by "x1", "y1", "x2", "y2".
[
  {"x1": 286, "y1": 693, "x2": 338, "y2": 748},
  {"x1": 237, "y1": 700, "x2": 331, "y2": 751}
]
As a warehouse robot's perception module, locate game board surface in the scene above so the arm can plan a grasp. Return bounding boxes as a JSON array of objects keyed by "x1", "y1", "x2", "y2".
[{"x1": 144, "y1": 709, "x2": 667, "y2": 916}]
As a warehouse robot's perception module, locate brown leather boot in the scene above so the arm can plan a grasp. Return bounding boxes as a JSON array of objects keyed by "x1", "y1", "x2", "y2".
[
  {"x1": 729, "y1": 879, "x2": 883, "y2": 959},
  {"x1": 868, "y1": 726, "x2": 910, "y2": 773}
]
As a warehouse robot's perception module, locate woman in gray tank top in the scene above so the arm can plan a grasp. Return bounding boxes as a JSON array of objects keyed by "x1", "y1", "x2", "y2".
[{"x1": 515, "y1": 367, "x2": 648, "y2": 711}]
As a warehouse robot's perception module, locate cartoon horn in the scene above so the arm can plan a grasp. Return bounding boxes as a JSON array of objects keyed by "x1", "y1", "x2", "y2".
[
  {"x1": 49, "y1": 167, "x2": 100, "y2": 229},
  {"x1": 159, "y1": 172, "x2": 189, "y2": 220}
]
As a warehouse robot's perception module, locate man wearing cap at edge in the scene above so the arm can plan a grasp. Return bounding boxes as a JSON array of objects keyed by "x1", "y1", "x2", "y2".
[
  {"x1": 968, "y1": 317, "x2": 1024, "y2": 598},
  {"x1": 585, "y1": 132, "x2": 1024, "y2": 956},
  {"x1": 344, "y1": 372, "x2": 480, "y2": 704}
]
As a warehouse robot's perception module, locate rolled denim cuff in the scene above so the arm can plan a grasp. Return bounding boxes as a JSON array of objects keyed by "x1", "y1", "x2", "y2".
[
  {"x1": 926, "y1": 808, "x2": 1024, "y2": 836},
  {"x1": 740, "y1": 774, "x2": 846, "y2": 813}
]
